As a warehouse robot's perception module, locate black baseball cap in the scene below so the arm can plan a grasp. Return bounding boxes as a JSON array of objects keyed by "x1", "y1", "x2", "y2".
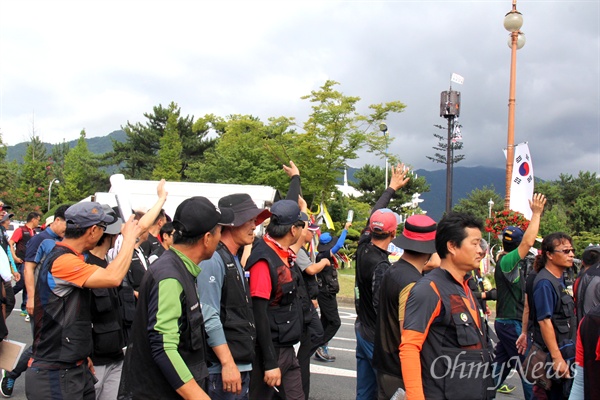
[
  {"x1": 173, "y1": 196, "x2": 235, "y2": 237},
  {"x1": 270, "y1": 200, "x2": 308, "y2": 226}
]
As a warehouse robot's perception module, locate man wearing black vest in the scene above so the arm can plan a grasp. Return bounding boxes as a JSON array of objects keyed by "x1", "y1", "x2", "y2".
[
  {"x1": 372, "y1": 214, "x2": 437, "y2": 400},
  {"x1": 198, "y1": 193, "x2": 271, "y2": 399},
  {"x1": 492, "y1": 193, "x2": 545, "y2": 399},
  {"x1": 400, "y1": 212, "x2": 494, "y2": 400},
  {"x1": 530, "y1": 232, "x2": 577, "y2": 399},
  {"x1": 246, "y1": 199, "x2": 308, "y2": 400},
  {"x1": 120, "y1": 196, "x2": 233, "y2": 400},
  {"x1": 25, "y1": 201, "x2": 143, "y2": 399}
]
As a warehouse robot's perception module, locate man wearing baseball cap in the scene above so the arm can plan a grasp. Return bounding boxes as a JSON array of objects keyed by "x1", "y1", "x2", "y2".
[
  {"x1": 354, "y1": 163, "x2": 409, "y2": 400},
  {"x1": 25, "y1": 201, "x2": 143, "y2": 399},
  {"x1": 373, "y1": 214, "x2": 437, "y2": 399},
  {"x1": 198, "y1": 193, "x2": 271, "y2": 399},
  {"x1": 246, "y1": 199, "x2": 308, "y2": 400},
  {"x1": 120, "y1": 196, "x2": 233, "y2": 400},
  {"x1": 493, "y1": 193, "x2": 546, "y2": 398}
]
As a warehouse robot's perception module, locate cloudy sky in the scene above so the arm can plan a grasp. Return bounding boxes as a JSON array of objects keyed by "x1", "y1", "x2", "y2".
[{"x1": 0, "y1": 1, "x2": 597, "y2": 181}]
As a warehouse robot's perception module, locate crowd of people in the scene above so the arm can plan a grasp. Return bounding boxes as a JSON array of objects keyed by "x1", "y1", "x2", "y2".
[{"x1": 0, "y1": 161, "x2": 598, "y2": 400}]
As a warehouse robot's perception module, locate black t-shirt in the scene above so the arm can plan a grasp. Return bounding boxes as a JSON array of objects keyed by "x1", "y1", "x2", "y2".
[
  {"x1": 140, "y1": 234, "x2": 161, "y2": 257},
  {"x1": 355, "y1": 235, "x2": 390, "y2": 342},
  {"x1": 373, "y1": 259, "x2": 423, "y2": 376}
]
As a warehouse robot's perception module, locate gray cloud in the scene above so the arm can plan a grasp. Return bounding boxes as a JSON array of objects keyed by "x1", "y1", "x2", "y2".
[{"x1": 0, "y1": 1, "x2": 597, "y2": 181}]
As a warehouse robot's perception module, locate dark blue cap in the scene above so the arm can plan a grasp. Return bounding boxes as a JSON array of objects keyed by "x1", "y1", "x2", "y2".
[
  {"x1": 503, "y1": 226, "x2": 524, "y2": 244},
  {"x1": 269, "y1": 200, "x2": 308, "y2": 225}
]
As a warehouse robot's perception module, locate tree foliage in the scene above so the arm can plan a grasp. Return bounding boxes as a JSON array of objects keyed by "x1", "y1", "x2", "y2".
[
  {"x1": 59, "y1": 130, "x2": 109, "y2": 204},
  {"x1": 352, "y1": 164, "x2": 430, "y2": 215},
  {"x1": 152, "y1": 112, "x2": 182, "y2": 181},
  {"x1": 108, "y1": 102, "x2": 215, "y2": 181},
  {"x1": 296, "y1": 80, "x2": 406, "y2": 203}
]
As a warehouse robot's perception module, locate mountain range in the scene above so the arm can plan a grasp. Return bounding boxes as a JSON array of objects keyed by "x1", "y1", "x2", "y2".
[{"x1": 5, "y1": 131, "x2": 506, "y2": 221}]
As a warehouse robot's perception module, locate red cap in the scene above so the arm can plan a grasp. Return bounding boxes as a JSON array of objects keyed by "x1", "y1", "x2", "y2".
[{"x1": 369, "y1": 208, "x2": 400, "y2": 233}]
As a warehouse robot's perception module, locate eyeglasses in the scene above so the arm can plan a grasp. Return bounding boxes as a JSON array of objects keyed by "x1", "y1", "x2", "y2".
[
  {"x1": 553, "y1": 248, "x2": 575, "y2": 255},
  {"x1": 96, "y1": 222, "x2": 107, "y2": 231}
]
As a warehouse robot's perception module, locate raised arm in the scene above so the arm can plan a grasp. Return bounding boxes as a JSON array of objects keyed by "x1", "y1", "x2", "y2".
[
  {"x1": 517, "y1": 193, "x2": 546, "y2": 259},
  {"x1": 137, "y1": 179, "x2": 168, "y2": 232}
]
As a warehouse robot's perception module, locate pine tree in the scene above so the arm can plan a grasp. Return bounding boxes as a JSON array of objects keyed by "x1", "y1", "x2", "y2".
[{"x1": 152, "y1": 113, "x2": 182, "y2": 181}]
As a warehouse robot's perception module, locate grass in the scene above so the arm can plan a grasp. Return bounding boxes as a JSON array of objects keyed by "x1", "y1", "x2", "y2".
[{"x1": 337, "y1": 266, "x2": 355, "y2": 302}]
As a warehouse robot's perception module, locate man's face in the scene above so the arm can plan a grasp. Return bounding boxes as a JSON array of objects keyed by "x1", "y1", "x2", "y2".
[
  {"x1": 1, "y1": 219, "x2": 10, "y2": 229},
  {"x1": 230, "y1": 218, "x2": 257, "y2": 247},
  {"x1": 452, "y1": 227, "x2": 484, "y2": 271},
  {"x1": 205, "y1": 225, "x2": 222, "y2": 258},
  {"x1": 547, "y1": 239, "x2": 575, "y2": 269},
  {"x1": 163, "y1": 230, "x2": 175, "y2": 248},
  {"x1": 31, "y1": 216, "x2": 41, "y2": 228},
  {"x1": 52, "y1": 218, "x2": 67, "y2": 238}
]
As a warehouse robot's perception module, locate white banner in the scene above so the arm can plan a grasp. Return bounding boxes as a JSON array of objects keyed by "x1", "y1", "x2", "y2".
[
  {"x1": 504, "y1": 142, "x2": 534, "y2": 219},
  {"x1": 451, "y1": 73, "x2": 464, "y2": 85}
]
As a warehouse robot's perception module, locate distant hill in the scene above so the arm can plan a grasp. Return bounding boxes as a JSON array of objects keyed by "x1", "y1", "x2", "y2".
[
  {"x1": 6, "y1": 130, "x2": 127, "y2": 162},
  {"x1": 345, "y1": 165, "x2": 507, "y2": 222},
  {"x1": 7, "y1": 131, "x2": 508, "y2": 221},
  {"x1": 416, "y1": 167, "x2": 506, "y2": 221}
]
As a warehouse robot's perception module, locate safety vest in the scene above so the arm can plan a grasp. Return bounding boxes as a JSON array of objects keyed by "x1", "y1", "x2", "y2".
[
  {"x1": 121, "y1": 250, "x2": 208, "y2": 399},
  {"x1": 208, "y1": 242, "x2": 256, "y2": 364},
  {"x1": 33, "y1": 245, "x2": 92, "y2": 364},
  {"x1": 15, "y1": 226, "x2": 34, "y2": 260},
  {"x1": 532, "y1": 268, "x2": 577, "y2": 349},
  {"x1": 246, "y1": 238, "x2": 302, "y2": 346},
  {"x1": 418, "y1": 268, "x2": 495, "y2": 400}
]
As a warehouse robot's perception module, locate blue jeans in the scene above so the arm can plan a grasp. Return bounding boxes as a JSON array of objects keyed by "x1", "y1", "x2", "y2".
[
  {"x1": 568, "y1": 364, "x2": 584, "y2": 400},
  {"x1": 492, "y1": 319, "x2": 533, "y2": 400},
  {"x1": 207, "y1": 370, "x2": 251, "y2": 400},
  {"x1": 355, "y1": 325, "x2": 377, "y2": 400}
]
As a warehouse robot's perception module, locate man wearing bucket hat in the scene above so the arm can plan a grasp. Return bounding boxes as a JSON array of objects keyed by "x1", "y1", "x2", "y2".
[
  {"x1": 120, "y1": 196, "x2": 233, "y2": 400},
  {"x1": 198, "y1": 193, "x2": 271, "y2": 400},
  {"x1": 372, "y1": 214, "x2": 437, "y2": 399},
  {"x1": 25, "y1": 201, "x2": 144, "y2": 399}
]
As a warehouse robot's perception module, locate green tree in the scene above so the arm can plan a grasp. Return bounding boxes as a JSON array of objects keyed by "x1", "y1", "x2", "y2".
[
  {"x1": 18, "y1": 135, "x2": 50, "y2": 211},
  {"x1": 189, "y1": 115, "x2": 286, "y2": 187},
  {"x1": 453, "y1": 185, "x2": 503, "y2": 228},
  {"x1": 152, "y1": 113, "x2": 183, "y2": 181},
  {"x1": 352, "y1": 164, "x2": 430, "y2": 214},
  {"x1": 0, "y1": 132, "x2": 20, "y2": 212},
  {"x1": 294, "y1": 80, "x2": 406, "y2": 202},
  {"x1": 59, "y1": 130, "x2": 109, "y2": 203},
  {"x1": 109, "y1": 102, "x2": 215, "y2": 180}
]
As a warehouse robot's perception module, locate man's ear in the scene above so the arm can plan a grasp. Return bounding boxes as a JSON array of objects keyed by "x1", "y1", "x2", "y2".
[{"x1": 446, "y1": 240, "x2": 457, "y2": 257}]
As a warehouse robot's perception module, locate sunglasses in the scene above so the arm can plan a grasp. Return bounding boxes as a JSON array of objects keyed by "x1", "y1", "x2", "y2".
[
  {"x1": 553, "y1": 248, "x2": 575, "y2": 255},
  {"x1": 96, "y1": 222, "x2": 108, "y2": 231}
]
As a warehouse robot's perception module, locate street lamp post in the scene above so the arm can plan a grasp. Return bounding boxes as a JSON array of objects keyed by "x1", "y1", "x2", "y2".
[
  {"x1": 48, "y1": 179, "x2": 59, "y2": 212},
  {"x1": 503, "y1": 0, "x2": 526, "y2": 210},
  {"x1": 379, "y1": 123, "x2": 389, "y2": 188},
  {"x1": 488, "y1": 198, "x2": 495, "y2": 244}
]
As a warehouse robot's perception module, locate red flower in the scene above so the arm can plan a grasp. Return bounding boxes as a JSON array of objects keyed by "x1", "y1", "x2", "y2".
[{"x1": 486, "y1": 210, "x2": 530, "y2": 237}]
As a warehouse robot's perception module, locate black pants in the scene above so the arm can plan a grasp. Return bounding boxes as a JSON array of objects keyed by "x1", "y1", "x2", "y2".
[
  {"x1": 25, "y1": 362, "x2": 96, "y2": 400},
  {"x1": 297, "y1": 306, "x2": 324, "y2": 400},
  {"x1": 12, "y1": 263, "x2": 26, "y2": 310},
  {"x1": 317, "y1": 291, "x2": 341, "y2": 346},
  {"x1": 2, "y1": 281, "x2": 14, "y2": 316},
  {"x1": 250, "y1": 346, "x2": 304, "y2": 400}
]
